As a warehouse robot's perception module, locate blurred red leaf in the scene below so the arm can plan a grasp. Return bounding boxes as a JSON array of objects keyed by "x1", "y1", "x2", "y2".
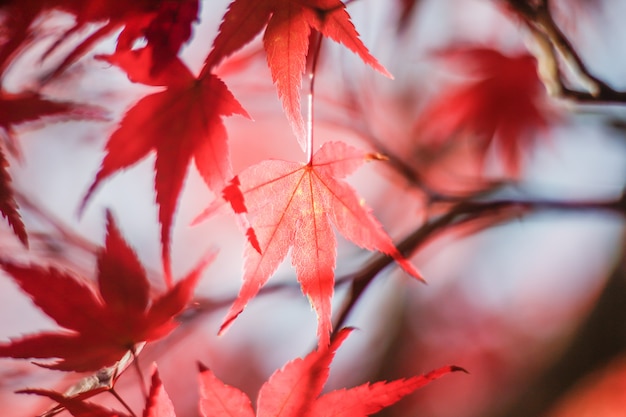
[
  {"x1": 51, "y1": 0, "x2": 199, "y2": 78},
  {"x1": 0, "y1": 0, "x2": 199, "y2": 79},
  {"x1": 548, "y1": 354, "x2": 626, "y2": 417},
  {"x1": 113, "y1": 0, "x2": 200, "y2": 77},
  {"x1": 205, "y1": 0, "x2": 391, "y2": 149},
  {"x1": 220, "y1": 141, "x2": 422, "y2": 347},
  {"x1": 144, "y1": 367, "x2": 177, "y2": 417},
  {"x1": 199, "y1": 328, "x2": 465, "y2": 417},
  {"x1": 82, "y1": 50, "x2": 248, "y2": 280},
  {"x1": 396, "y1": 0, "x2": 421, "y2": 31},
  {"x1": 415, "y1": 47, "x2": 554, "y2": 174},
  {"x1": 0, "y1": 211, "x2": 212, "y2": 372},
  {"x1": 0, "y1": 91, "x2": 104, "y2": 246},
  {"x1": 0, "y1": 91, "x2": 104, "y2": 146}
]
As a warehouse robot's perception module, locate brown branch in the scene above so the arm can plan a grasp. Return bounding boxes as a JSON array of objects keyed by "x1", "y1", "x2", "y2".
[
  {"x1": 331, "y1": 193, "x2": 626, "y2": 334},
  {"x1": 504, "y1": 0, "x2": 626, "y2": 104}
]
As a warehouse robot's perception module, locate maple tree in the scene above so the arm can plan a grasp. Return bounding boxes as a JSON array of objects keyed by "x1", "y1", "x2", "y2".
[{"x1": 0, "y1": 0, "x2": 625, "y2": 416}]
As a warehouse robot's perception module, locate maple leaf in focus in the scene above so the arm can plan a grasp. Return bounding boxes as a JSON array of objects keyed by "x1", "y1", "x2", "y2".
[
  {"x1": 199, "y1": 328, "x2": 465, "y2": 417},
  {"x1": 220, "y1": 141, "x2": 422, "y2": 347},
  {"x1": 414, "y1": 47, "x2": 554, "y2": 174},
  {"x1": 81, "y1": 49, "x2": 248, "y2": 280},
  {"x1": 0, "y1": 210, "x2": 212, "y2": 372},
  {"x1": 205, "y1": 0, "x2": 391, "y2": 149}
]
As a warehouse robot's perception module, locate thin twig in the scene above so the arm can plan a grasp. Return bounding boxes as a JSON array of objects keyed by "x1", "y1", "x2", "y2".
[
  {"x1": 130, "y1": 346, "x2": 148, "y2": 400},
  {"x1": 332, "y1": 194, "x2": 626, "y2": 332},
  {"x1": 505, "y1": 0, "x2": 626, "y2": 103},
  {"x1": 109, "y1": 388, "x2": 137, "y2": 417}
]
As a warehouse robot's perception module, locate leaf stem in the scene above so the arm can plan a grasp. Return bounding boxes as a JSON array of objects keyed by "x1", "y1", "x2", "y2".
[
  {"x1": 109, "y1": 388, "x2": 137, "y2": 417},
  {"x1": 131, "y1": 345, "x2": 149, "y2": 400},
  {"x1": 306, "y1": 32, "x2": 323, "y2": 165}
]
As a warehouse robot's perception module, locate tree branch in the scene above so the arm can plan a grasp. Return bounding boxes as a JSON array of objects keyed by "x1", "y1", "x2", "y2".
[
  {"x1": 332, "y1": 193, "x2": 626, "y2": 333},
  {"x1": 504, "y1": 0, "x2": 626, "y2": 103}
]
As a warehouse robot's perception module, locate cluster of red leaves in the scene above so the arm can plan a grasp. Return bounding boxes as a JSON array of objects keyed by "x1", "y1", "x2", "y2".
[
  {"x1": 80, "y1": 47, "x2": 248, "y2": 282},
  {"x1": 0, "y1": 0, "x2": 199, "y2": 78},
  {"x1": 0, "y1": 0, "x2": 466, "y2": 414},
  {"x1": 0, "y1": 0, "x2": 405, "y2": 288},
  {"x1": 21, "y1": 329, "x2": 464, "y2": 417},
  {"x1": 68, "y1": 0, "x2": 419, "y2": 345},
  {"x1": 0, "y1": 211, "x2": 211, "y2": 372},
  {"x1": 0, "y1": 0, "x2": 200, "y2": 253},
  {"x1": 414, "y1": 47, "x2": 554, "y2": 174}
]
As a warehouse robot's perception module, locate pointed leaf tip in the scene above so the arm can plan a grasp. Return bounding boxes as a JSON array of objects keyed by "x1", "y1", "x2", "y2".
[
  {"x1": 223, "y1": 176, "x2": 246, "y2": 214},
  {"x1": 450, "y1": 365, "x2": 469, "y2": 374},
  {"x1": 145, "y1": 366, "x2": 176, "y2": 417},
  {"x1": 246, "y1": 227, "x2": 261, "y2": 254},
  {"x1": 223, "y1": 176, "x2": 261, "y2": 254},
  {"x1": 197, "y1": 361, "x2": 209, "y2": 372}
]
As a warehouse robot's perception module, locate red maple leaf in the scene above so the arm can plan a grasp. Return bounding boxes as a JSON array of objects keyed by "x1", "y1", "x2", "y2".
[
  {"x1": 220, "y1": 141, "x2": 423, "y2": 346},
  {"x1": 0, "y1": 0, "x2": 199, "y2": 80},
  {"x1": 107, "y1": 0, "x2": 200, "y2": 77},
  {"x1": 47, "y1": 0, "x2": 199, "y2": 79},
  {"x1": 81, "y1": 49, "x2": 248, "y2": 281},
  {"x1": 205, "y1": 0, "x2": 391, "y2": 149},
  {"x1": 414, "y1": 47, "x2": 553, "y2": 174},
  {"x1": 0, "y1": 211, "x2": 212, "y2": 372},
  {"x1": 198, "y1": 328, "x2": 465, "y2": 417}
]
